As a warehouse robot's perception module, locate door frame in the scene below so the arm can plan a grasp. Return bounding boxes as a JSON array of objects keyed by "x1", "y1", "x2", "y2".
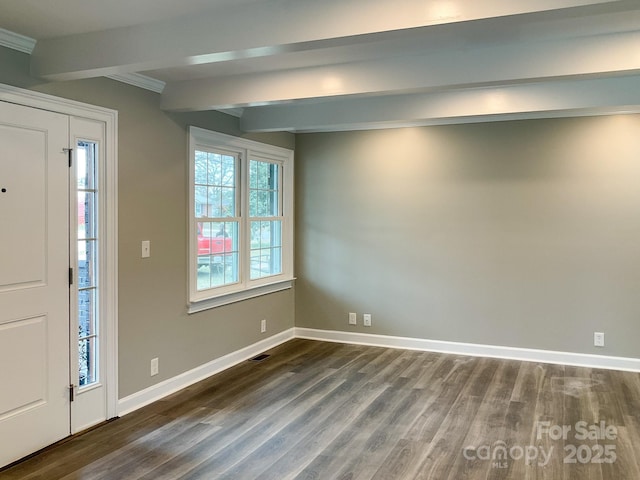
[{"x1": 0, "y1": 83, "x2": 119, "y2": 420}]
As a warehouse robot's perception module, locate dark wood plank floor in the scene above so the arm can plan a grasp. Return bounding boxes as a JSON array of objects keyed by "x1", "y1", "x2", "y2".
[{"x1": 2, "y1": 339, "x2": 640, "y2": 479}]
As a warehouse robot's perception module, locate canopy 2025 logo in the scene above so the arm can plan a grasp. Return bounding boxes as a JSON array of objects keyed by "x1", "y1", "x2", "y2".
[{"x1": 462, "y1": 421, "x2": 617, "y2": 469}]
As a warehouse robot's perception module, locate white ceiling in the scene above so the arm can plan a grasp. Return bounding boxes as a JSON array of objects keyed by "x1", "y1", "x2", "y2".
[
  {"x1": 0, "y1": 0, "x2": 260, "y2": 38},
  {"x1": 1, "y1": 0, "x2": 640, "y2": 132}
]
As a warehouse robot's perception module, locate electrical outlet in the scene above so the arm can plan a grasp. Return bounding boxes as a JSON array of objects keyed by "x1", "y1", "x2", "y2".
[
  {"x1": 363, "y1": 313, "x2": 372, "y2": 327},
  {"x1": 348, "y1": 312, "x2": 357, "y2": 325},
  {"x1": 150, "y1": 357, "x2": 159, "y2": 376},
  {"x1": 594, "y1": 332, "x2": 605, "y2": 347},
  {"x1": 261, "y1": 319, "x2": 267, "y2": 333}
]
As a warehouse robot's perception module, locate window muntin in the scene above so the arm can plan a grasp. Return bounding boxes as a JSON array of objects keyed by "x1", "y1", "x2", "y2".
[{"x1": 189, "y1": 128, "x2": 293, "y2": 308}]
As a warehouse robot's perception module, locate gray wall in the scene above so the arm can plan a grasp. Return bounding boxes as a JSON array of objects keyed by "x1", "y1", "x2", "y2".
[
  {"x1": 295, "y1": 117, "x2": 640, "y2": 358},
  {"x1": 4, "y1": 40, "x2": 640, "y2": 400},
  {"x1": 0, "y1": 46, "x2": 295, "y2": 398}
]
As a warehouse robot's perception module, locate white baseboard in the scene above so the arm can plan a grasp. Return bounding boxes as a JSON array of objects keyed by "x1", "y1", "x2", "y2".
[
  {"x1": 117, "y1": 328, "x2": 295, "y2": 416},
  {"x1": 118, "y1": 325, "x2": 640, "y2": 417},
  {"x1": 294, "y1": 327, "x2": 640, "y2": 373}
]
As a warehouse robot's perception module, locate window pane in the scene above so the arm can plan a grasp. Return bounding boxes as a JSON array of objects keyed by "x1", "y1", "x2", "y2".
[
  {"x1": 78, "y1": 239, "x2": 97, "y2": 288},
  {"x1": 195, "y1": 151, "x2": 208, "y2": 185},
  {"x1": 78, "y1": 337, "x2": 97, "y2": 386},
  {"x1": 257, "y1": 161, "x2": 269, "y2": 189},
  {"x1": 207, "y1": 186, "x2": 222, "y2": 217},
  {"x1": 195, "y1": 150, "x2": 237, "y2": 219},
  {"x1": 78, "y1": 288, "x2": 96, "y2": 338},
  {"x1": 207, "y1": 153, "x2": 222, "y2": 185},
  {"x1": 250, "y1": 160, "x2": 258, "y2": 189},
  {"x1": 272, "y1": 247, "x2": 282, "y2": 275},
  {"x1": 224, "y1": 252, "x2": 239, "y2": 284},
  {"x1": 221, "y1": 187, "x2": 235, "y2": 217},
  {"x1": 268, "y1": 189, "x2": 278, "y2": 216},
  {"x1": 194, "y1": 185, "x2": 208, "y2": 217},
  {"x1": 77, "y1": 142, "x2": 97, "y2": 190},
  {"x1": 250, "y1": 220, "x2": 282, "y2": 279},
  {"x1": 250, "y1": 248, "x2": 282, "y2": 279},
  {"x1": 77, "y1": 191, "x2": 96, "y2": 239},
  {"x1": 221, "y1": 155, "x2": 235, "y2": 187},
  {"x1": 249, "y1": 160, "x2": 280, "y2": 218},
  {"x1": 250, "y1": 249, "x2": 262, "y2": 279},
  {"x1": 257, "y1": 191, "x2": 268, "y2": 216},
  {"x1": 270, "y1": 220, "x2": 282, "y2": 247},
  {"x1": 249, "y1": 190, "x2": 258, "y2": 217},
  {"x1": 260, "y1": 220, "x2": 270, "y2": 248},
  {"x1": 197, "y1": 221, "x2": 239, "y2": 290},
  {"x1": 76, "y1": 140, "x2": 99, "y2": 388}
]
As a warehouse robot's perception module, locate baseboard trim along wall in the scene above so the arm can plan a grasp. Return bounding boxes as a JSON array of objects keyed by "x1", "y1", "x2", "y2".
[
  {"x1": 118, "y1": 328, "x2": 295, "y2": 416},
  {"x1": 119, "y1": 325, "x2": 640, "y2": 417},
  {"x1": 295, "y1": 327, "x2": 640, "y2": 373}
]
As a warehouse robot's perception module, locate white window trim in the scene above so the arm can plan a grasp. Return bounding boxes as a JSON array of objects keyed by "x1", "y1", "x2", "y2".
[{"x1": 188, "y1": 127, "x2": 294, "y2": 313}]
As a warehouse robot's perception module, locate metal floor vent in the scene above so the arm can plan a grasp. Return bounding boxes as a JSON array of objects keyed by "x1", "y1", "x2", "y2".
[{"x1": 250, "y1": 354, "x2": 270, "y2": 362}]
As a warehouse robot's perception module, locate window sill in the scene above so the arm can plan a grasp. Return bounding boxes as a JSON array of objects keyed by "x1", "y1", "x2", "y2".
[{"x1": 188, "y1": 278, "x2": 295, "y2": 314}]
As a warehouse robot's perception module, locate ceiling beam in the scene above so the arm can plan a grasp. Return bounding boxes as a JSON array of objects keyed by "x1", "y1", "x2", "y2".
[
  {"x1": 31, "y1": 0, "x2": 629, "y2": 80},
  {"x1": 239, "y1": 76, "x2": 640, "y2": 132},
  {"x1": 161, "y1": 30, "x2": 640, "y2": 111}
]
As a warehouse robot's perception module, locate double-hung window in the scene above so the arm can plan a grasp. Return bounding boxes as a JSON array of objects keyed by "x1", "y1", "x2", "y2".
[{"x1": 188, "y1": 127, "x2": 294, "y2": 312}]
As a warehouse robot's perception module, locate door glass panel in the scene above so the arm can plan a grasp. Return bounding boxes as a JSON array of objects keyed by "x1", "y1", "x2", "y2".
[
  {"x1": 77, "y1": 191, "x2": 96, "y2": 239},
  {"x1": 76, "y1": 141, "x2": 99, "y2": 387},
  {"x1": 77, "y1": 240, "x2": 96, "y2": 288}
]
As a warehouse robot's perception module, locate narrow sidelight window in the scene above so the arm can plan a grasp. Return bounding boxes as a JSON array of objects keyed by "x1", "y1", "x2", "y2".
[{"x1": 76, "y1": 140, "x2": 99, "y2": 386}]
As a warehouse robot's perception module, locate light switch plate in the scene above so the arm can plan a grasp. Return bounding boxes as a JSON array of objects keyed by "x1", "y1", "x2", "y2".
[{"x1": 142, "y1": 240, "x2": 151, "y2": 258}]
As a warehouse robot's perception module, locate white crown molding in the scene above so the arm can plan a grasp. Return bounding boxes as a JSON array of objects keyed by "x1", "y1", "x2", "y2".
[
  {"x1": 294, "y1": 328, "x2": 640, "y2": 373},
  {"x1": 0, "y1": 28, "x2": 36, "y2": 54},
  {"x1": 105, "y1": 73, "x2": 166, "y2": 94},
  {"x1": 0, "y1": 28, "x2": 164, "y2": 95}
]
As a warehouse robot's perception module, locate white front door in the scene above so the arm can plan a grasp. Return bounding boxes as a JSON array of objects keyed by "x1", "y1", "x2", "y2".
[{"x1": 0, "y1": 101, "x2": 71, "y2": 467}]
